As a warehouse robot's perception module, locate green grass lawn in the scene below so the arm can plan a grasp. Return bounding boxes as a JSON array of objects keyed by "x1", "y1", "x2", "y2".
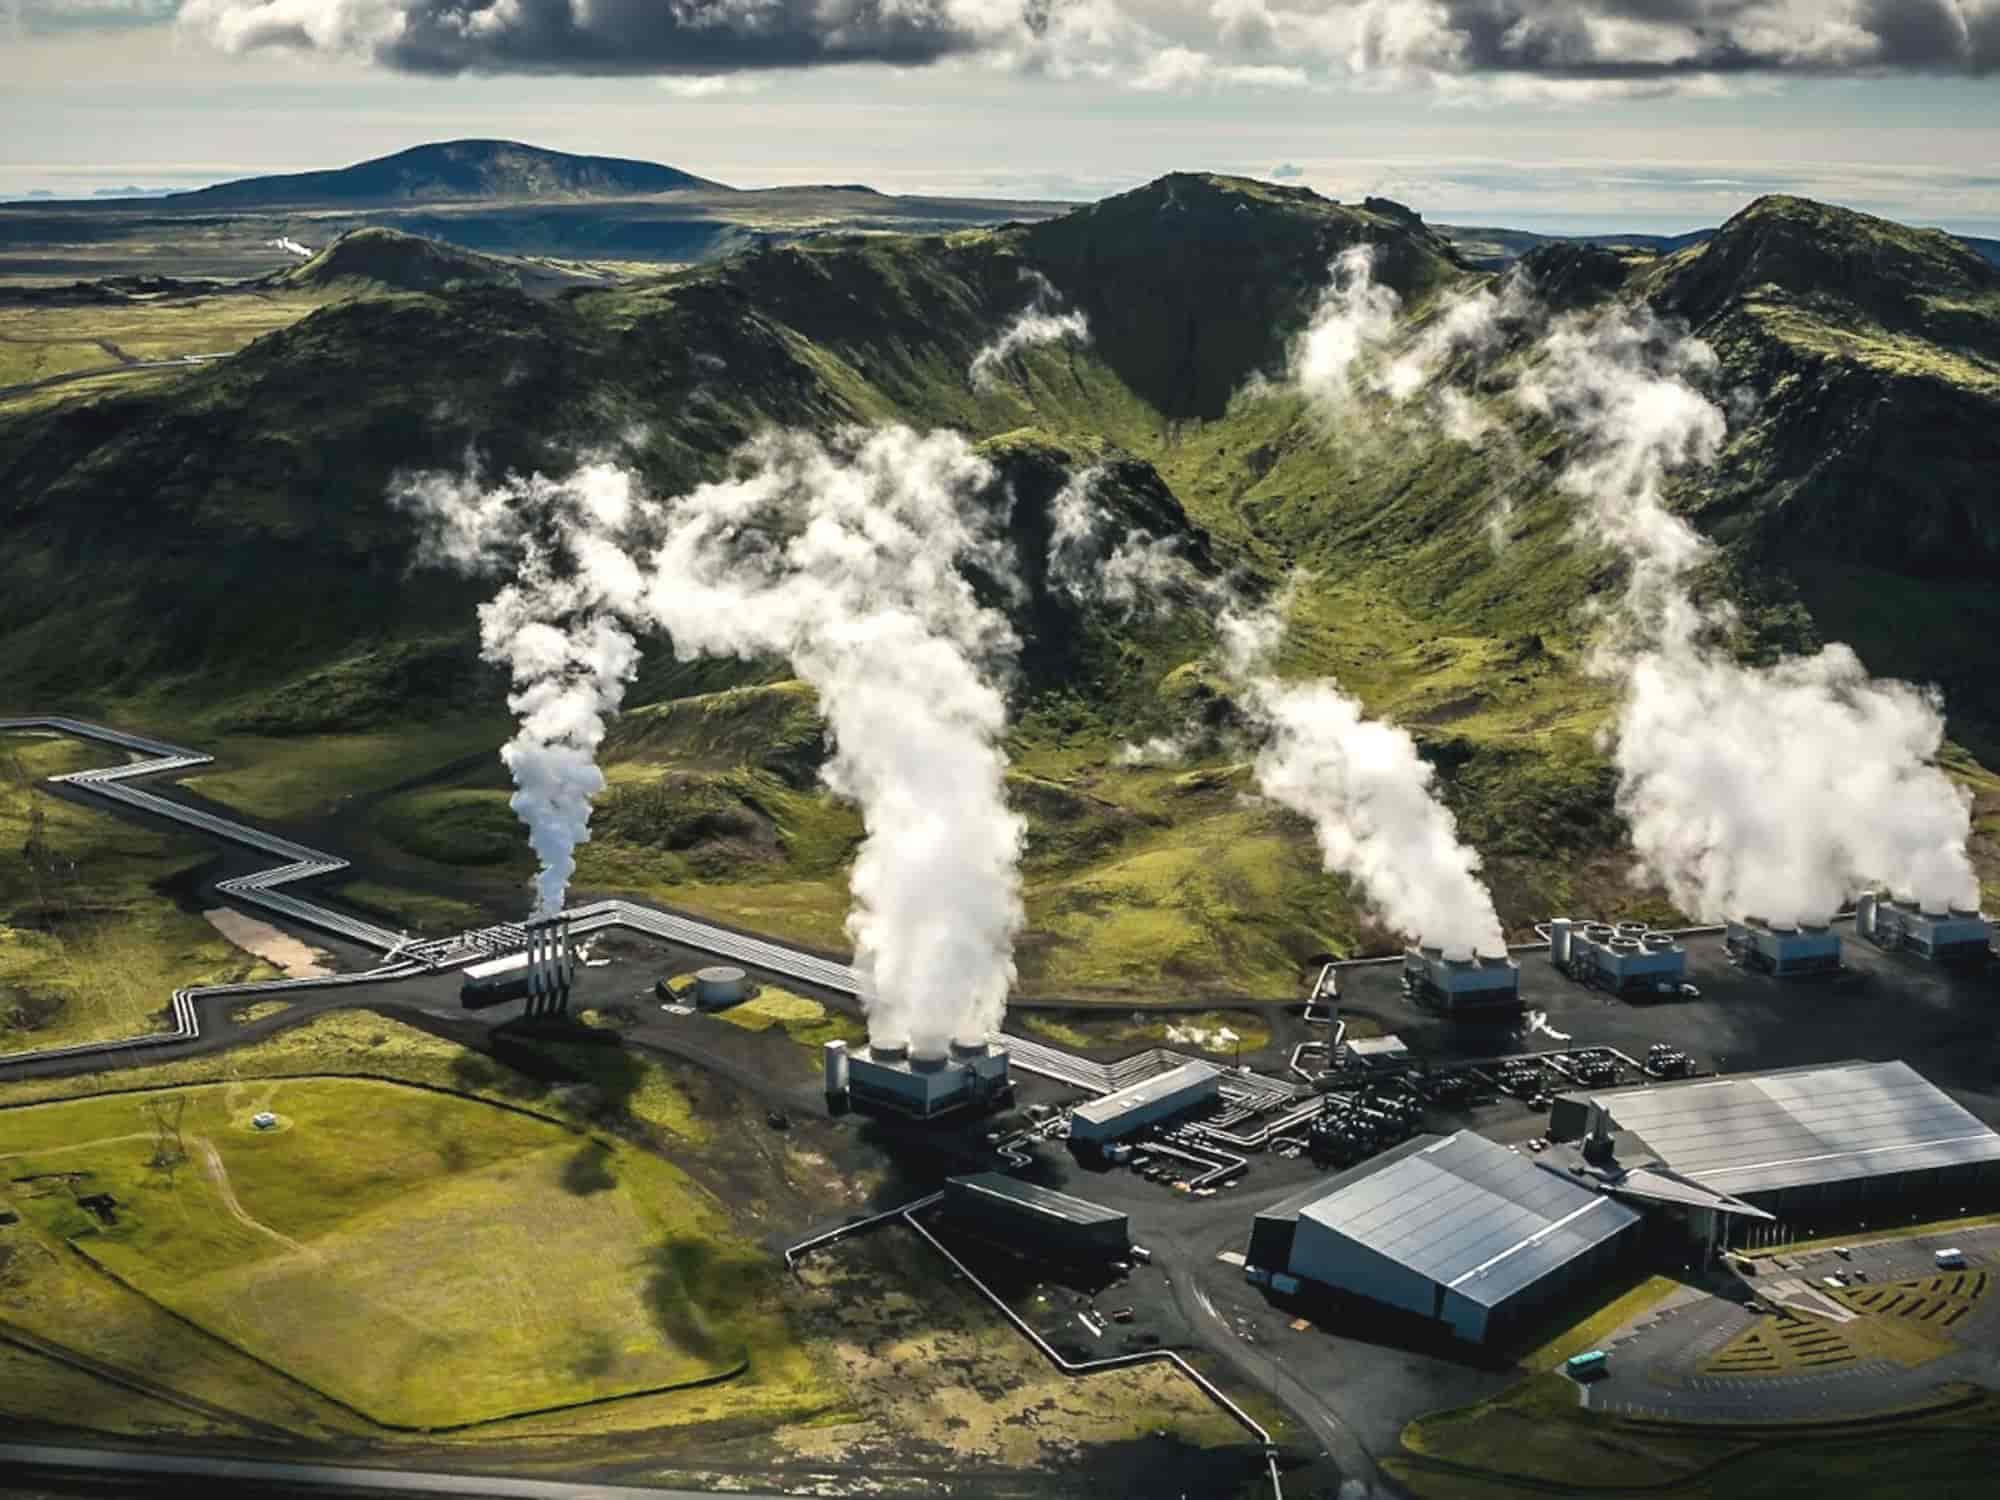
[
  {"x1": 335, "y1": 880, "x2": 488, "y2": 935},
  {"x1": 713, "y1": 987, "x2": 868, "y2": 1055},
  {"x1": 0, "y1": 1078, "x2": 806, "y2": 1430}
]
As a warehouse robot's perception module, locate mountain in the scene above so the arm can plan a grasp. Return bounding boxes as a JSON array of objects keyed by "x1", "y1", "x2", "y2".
[
  {"x1": 168, "y1": 139, "x2": 727, "y2": 209},
  {"x1": 0, "y1": 175, "x2": 1993, "y2": 993}
]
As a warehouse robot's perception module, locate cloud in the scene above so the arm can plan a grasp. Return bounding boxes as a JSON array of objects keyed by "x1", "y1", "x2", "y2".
[{"x1": 171, "y1": 1, "x2": 2000, "y2": 80}]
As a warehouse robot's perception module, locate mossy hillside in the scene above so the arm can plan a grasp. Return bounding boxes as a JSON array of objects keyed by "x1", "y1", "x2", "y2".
[
  {"x1": 2, "y1": 180, "x2": 1995, "y2": 985},
  {"x1": 1, "y1": 733, "x2": 275, "y2": 1052}
]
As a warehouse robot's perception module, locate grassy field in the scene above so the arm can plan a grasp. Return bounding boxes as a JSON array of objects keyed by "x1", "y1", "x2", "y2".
[
  {"x1": 1389, "y1": 1382, "x2": 2000, "y2": 1499},
  {"x1": 336, "y1": 880, "x2": 488, "y2": 935},
  {"x1": 0, "y1": 1077, "x2": 813, "y2": 1430},
  {"x1": 182, "y1": 720, "x2": 508, "y2": 822},
  {"x1": 0, "y1": 732, "x2": 275, "y2": 1052},
  {"x1": 712, "y1": 988, "x2": 868, "y2": 1058}
]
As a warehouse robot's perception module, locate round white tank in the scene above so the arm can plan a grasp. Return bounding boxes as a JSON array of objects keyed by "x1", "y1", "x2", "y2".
[{"x1": 692, "y1": 966, "x2": 749, "y2": 1007}]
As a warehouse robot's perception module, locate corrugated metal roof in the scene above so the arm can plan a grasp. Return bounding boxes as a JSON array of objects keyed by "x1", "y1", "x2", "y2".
[
  {"x1": 948, "y1": 1173, "x2": 1125, "y2": 1227},
  {"x1": 1572, "y1": 1061, "x2": 2000, "y2": 1197},
  {"x1": 1299, "y1": 1131, "x2": 1639, "y2": 1308},
  {"x1": 1071, "y1": 1060, "x2": 1221, "y2": 1126}
]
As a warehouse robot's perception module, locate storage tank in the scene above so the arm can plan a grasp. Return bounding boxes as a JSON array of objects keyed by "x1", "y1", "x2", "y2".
[
  {"x1": 823, "y1": 1039, "x2": 850, "y2": 1098},
  {"x1": 1855, "y1": 891, "x2": 1879, "y2": 941},
  {"x1": 1550, "y1": 917, "x2": 1573, "y2": 967},
  {"x1": 692, "y1": 966, "x2": 749, "y2": 1008}
]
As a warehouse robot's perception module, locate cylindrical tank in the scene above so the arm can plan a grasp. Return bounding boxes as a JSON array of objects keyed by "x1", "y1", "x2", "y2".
[
  {"x1": 822, "y1": 1039, "x2": 849, "y2": 1095},
  {"x1": 1442, "y1": 946, "x2": 1474, "y2": 965},
  {"x1": 692, "y1": 965, "x2": 748, "y2": 1008},
  {"x1": 1855, "y1": 891, "x2": 1879, "y2": 939},
  {"x1": 1550, "y1": 917, "x2": 1573, "y2": 967},
  {"x1": 870, "y1": 1039, "x2": 909, "y2": 1062},
  {"x1": 1949, "y1": 905, "x2": 1983, "y2": 920},
  {"x1": 911, "y1": 1053, "x2": 949, "y2": 1073},
  {"x1": 950, "y1": 1038, "x2": 989, "y2": 1058}
]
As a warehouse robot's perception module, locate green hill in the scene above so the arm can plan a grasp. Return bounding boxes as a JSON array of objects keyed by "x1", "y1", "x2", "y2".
[{"x1": 1, "y1": 176, "x2": 1993, "y2": 995}]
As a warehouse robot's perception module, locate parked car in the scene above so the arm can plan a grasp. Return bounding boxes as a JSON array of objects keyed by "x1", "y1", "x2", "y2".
[{"x1": 1936, "y1": 1248, "x2": 1968, "y2": 1270}]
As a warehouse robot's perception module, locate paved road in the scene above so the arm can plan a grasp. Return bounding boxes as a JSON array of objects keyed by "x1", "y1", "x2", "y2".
[{"x1": 0, "y1": 1444, "x2": 798, "y2": 1499}]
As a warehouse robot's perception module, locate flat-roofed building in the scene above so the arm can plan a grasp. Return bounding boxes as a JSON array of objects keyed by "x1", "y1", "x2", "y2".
[
  {"x1": 1246, "y1": 1131, "x2": 1642, "y2": 1344},
  {"x1": 943, "y1": 1173, "x2": 1130, "y2": 1261},
  {"x1": 1068, "y1": 1060, "x2": 1221, "y2": 1147},
  {"x1": 1550, "y1": 1060, "x2": 2000, "y2": 1222}
]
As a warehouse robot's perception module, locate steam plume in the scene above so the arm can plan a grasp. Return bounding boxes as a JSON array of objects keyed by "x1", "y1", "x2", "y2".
[
  {"x1": 1220, "y1": 600, "x2": 1507, "y2": 955},
  {"x1": 394, "y1": 465, "x2": 643, "y2": 917},
  {"x1": 971, "y1": 270, "x2": 1090, "y2": 389},
  {"x1": 1517, "y1": 306, "x2": 1979, "y2": 922},
  {"x1": 399, "y1": 429, "x2": 1026, "y2": 1054},
  {"x1": 1045, "y1": 464, "x2": 1203, "y2": 615}
]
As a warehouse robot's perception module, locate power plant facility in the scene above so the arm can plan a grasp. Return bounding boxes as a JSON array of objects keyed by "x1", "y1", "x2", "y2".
[
  {"x1": 942, "y1": 1173, "x2": 1131, "y2": 1263},
  {"x1": 1067, "y1": 1059, "x2": 1223, "y2": 1149},
  {"x1": 1550, "y1": 919, "x2": 1687, "y2": 995},
  {"x1": 1402, "y1": 946, "x2": 1521, "y2": 1016},
  {"x1": 1856, "y1": 893, "x2": 1993, "y2": 966},
  {"x1": 822, "y1": 1038, "x2": 1011, "y2": 1119},
  {"x1": 1243, "y1": 1131, "x2": 1643, "y2": 1345},
  {"x1": 1548, "y1": 1060, "x2": 2000, "y2": 1226},
  {"x1": 458, "y1": 915, "x2": 577, "y2": 1017},
  {"x1": 1724, "y1": 917, "x2": 1841, "y2": 978}
]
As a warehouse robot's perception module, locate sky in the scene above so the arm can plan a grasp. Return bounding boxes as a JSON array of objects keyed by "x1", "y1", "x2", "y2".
[{"x1": 5, "y1": 2, "x2": 2000, "y2": 235}]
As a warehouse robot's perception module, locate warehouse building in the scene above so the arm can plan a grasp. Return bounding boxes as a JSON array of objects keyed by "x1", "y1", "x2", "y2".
[
  {"x1": 829, "y1": 1039, "x2": 1011, "y2": 1119},
  {"x1": 1549, "y1": 1060, "x2": 2000, "y2": 1226},
  {"x1": 943, "y1": 1173, "x2": 1130, "y2": 1262},
  {"x1": 1725, "y1": 918, "x2": 1841, "y2": 977},
  {"x1": 1857, "y1": 894, "x2": 1993, "y2": 966},
  {"x1": 1243, "y1": 1131, "x2": 1642, "y2": 1345},
  {"x1": 1068, "y1": 1060, "x2": 1221, "y2": 1148},
  {"x1": 1402, "y1": 946, "x2": 1521, "y2": 1016}
]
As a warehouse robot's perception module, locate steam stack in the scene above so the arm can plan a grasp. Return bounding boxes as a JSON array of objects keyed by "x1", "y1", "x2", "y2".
[
  {"x1": 1726, "y1": 916, "x2": 1841, "y2": 978},
  {"x1": 1551, "y1": 917, "x2": 1686, "y2": 996},
  {"x1": 1402, "y1": 943, "x2": 1521, "y2": 1016},
  {"x1": 841, "y1": 1034, "x2": 1011, "y2": 1119},
  {"x1": 1858, "y1": 893, "x2": 1993, "y2": 965}
]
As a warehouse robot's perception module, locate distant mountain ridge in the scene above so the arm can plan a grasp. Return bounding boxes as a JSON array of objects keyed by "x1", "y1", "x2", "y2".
[{"x1": 168, "y1": 140, "x2": 729, "y2": 209}]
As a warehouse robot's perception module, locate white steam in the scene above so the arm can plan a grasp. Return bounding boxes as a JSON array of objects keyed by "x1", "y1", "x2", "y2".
[
  {"x1": 1288, "y1": 245, "x2": 1401, "y2": 407},
  {"x1": 1518, "y1": 306, "x2": 1979, "y2": 923},
  {"x1": 970, "y1": 269, "x2": 1090, "y2": 389},
  {"x1": 398, "y1": 429, "x2": 1026, "y2": 1055},
  {"x1": 1220, "y1": 600, "x2": 1506, "y2": 955},
  {"x1": 394, "y1": 465, "x2": 644, "y2": 917}
]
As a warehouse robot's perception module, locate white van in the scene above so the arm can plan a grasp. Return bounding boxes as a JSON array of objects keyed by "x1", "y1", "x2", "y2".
[{"x1": 1935, "y1": 1248, "x2": 1968, "y2": 1270}]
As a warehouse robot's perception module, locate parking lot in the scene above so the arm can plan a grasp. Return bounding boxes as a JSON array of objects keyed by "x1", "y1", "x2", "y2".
[{"x1": 1580, "y1": 1225, "x2": 2000, "y2": 1421}]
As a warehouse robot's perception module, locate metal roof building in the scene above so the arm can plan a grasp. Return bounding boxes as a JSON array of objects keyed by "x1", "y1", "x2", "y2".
[
  {"x1": 1551, "y1": 1061, "x2": 2000, "y2": 1218},
  {"x1": 1257, "y1": 1131, "x2": 1642, "y2": 1344},
  {"x1": 1068, "y1": 1059, "x2": 1221, "y2": 1146},
  {"x1": 943, "y1": 1173, "x2": 1130, "y2": 1260}
]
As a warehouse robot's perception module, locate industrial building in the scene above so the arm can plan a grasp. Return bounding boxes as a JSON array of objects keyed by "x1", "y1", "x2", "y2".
[
  {"x1": 1549, "y1": 1060, "x2": 2000, "y2": 1225},
  {"x1": 1551, "y1": 919, "x2": 1687, "y2": 995},
  {"x1": 459, "y1": 915, "x2": 575, "y2": 1016},
  {"x1": 823, "y1": 1039, "x2": 1011, "y2": 1119},
  {"x1": 1402, "y1": 946, "x2": 1521, "y2": 1016},
  {"x1": 942, "y1": 1173, "x2": 1130, "y2": 1262},
  {"x1": 1244, "y1": 1131, "x2": 1642, "y2": 1345},
  {"x1": 1067, "y1": 1059, "x2": 1222, "y2": 1148},
  {"x1": 1857, "y1": 894, "x2": 1993, "y2": 966},
  {"x1": 1725, "y1": 918, "x2": 1841, "y2": 977}
]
